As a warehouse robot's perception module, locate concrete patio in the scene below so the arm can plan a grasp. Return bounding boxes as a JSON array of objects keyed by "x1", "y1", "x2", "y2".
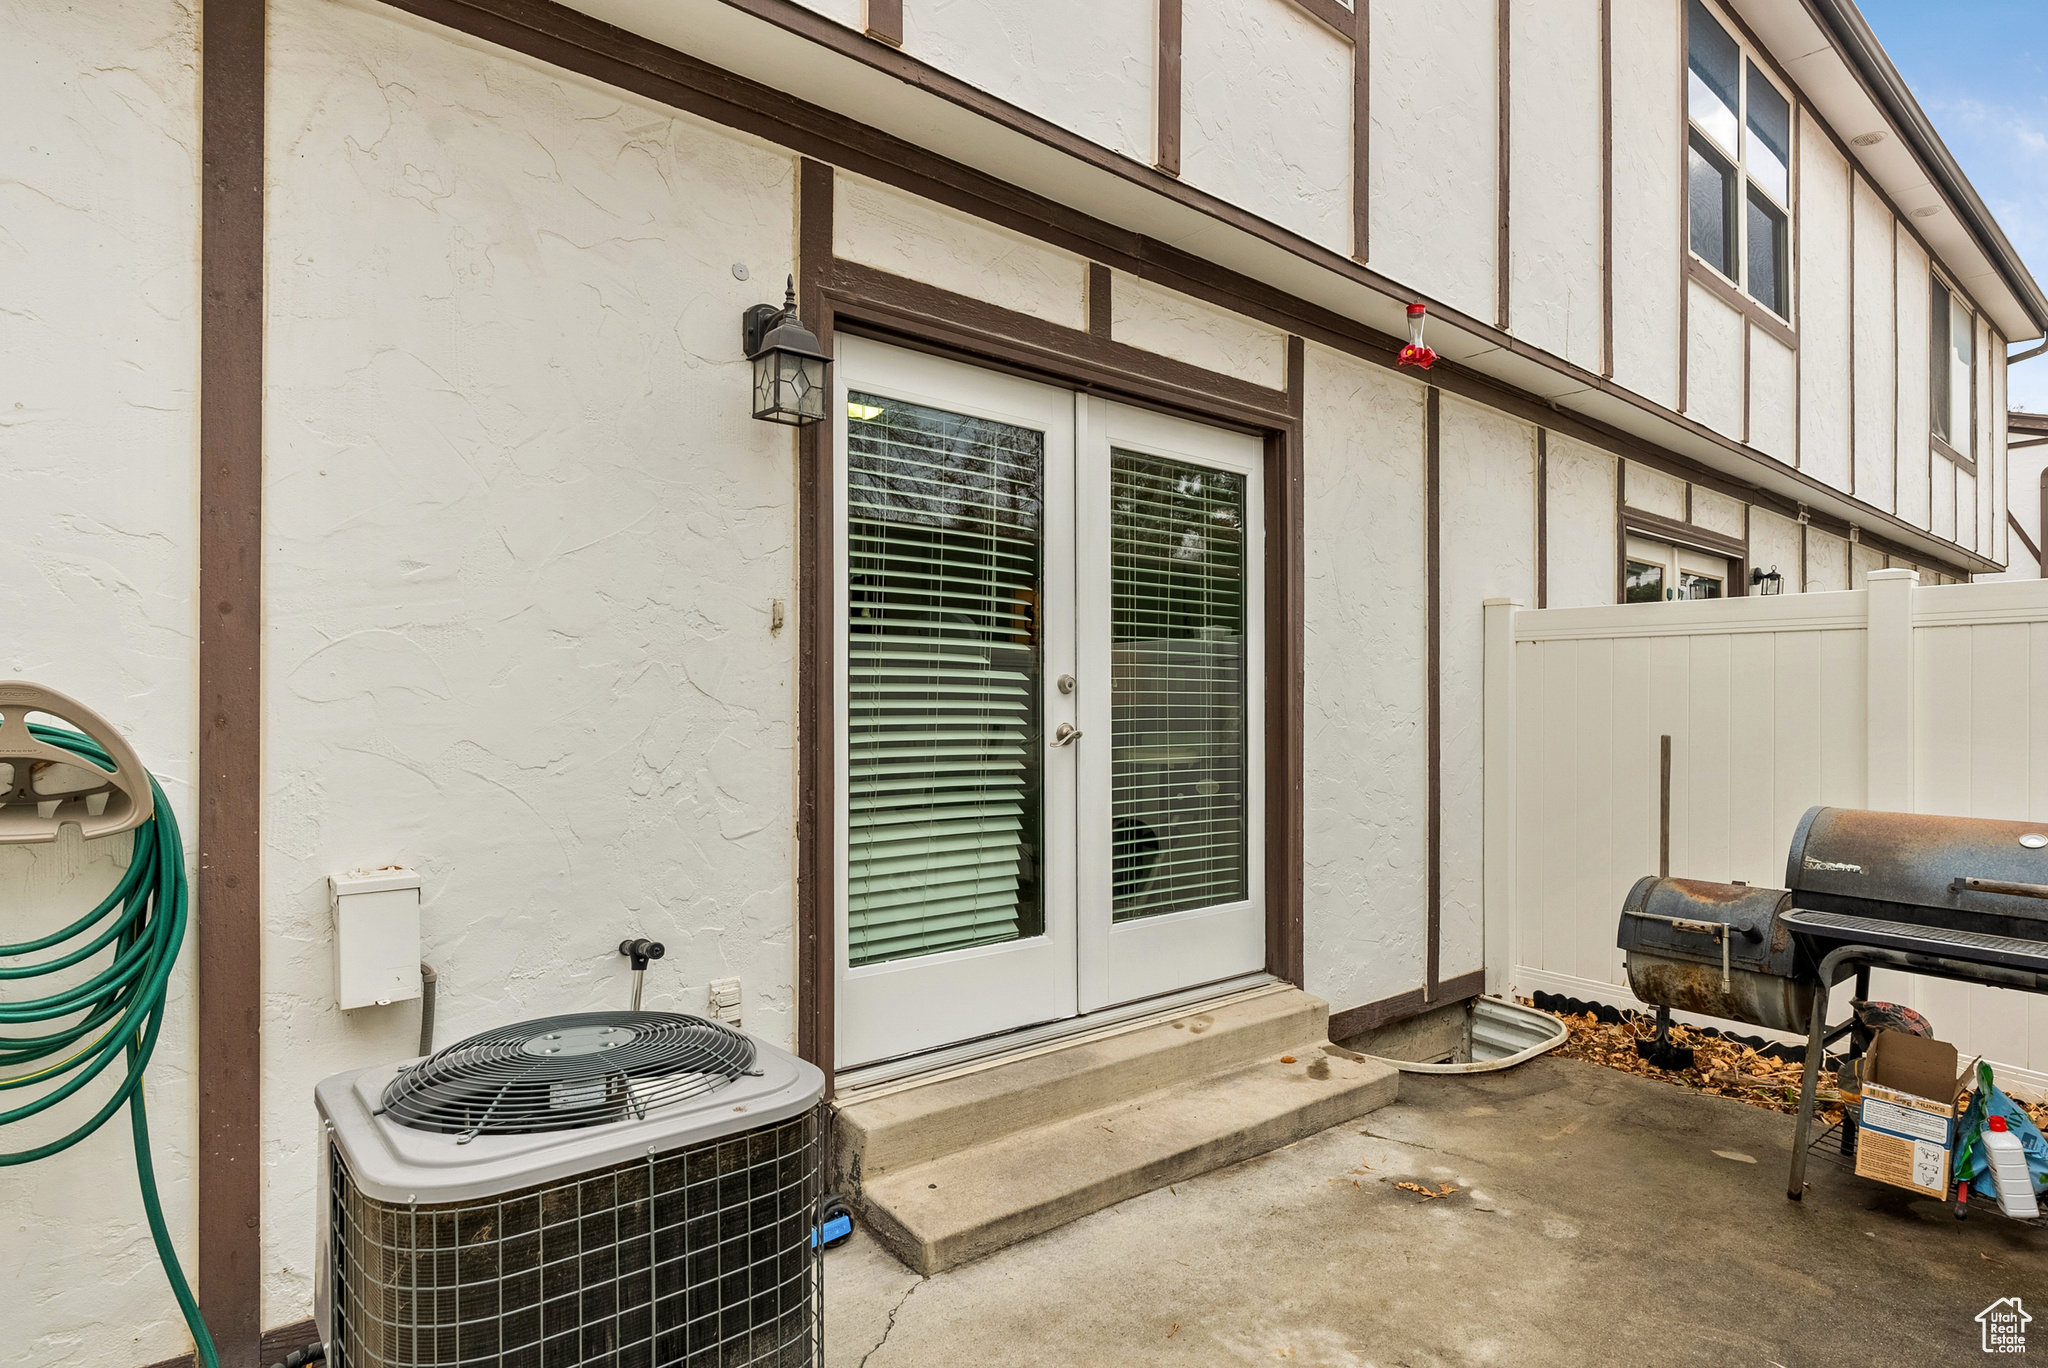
[{"x1": 823, "y1": 1056, "x2": 2044, "y2": 1368}]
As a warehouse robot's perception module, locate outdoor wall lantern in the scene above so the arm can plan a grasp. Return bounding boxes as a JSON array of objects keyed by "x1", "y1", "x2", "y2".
[
  {"x1": 743, "y1": 276, "x2": 831, "y2": 426},
  {"x1": 1750, "y1": 565, "x2": 1785, "y2": 595}
]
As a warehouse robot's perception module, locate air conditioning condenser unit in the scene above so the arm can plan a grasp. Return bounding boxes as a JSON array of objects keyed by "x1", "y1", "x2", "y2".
[{"x1": 314, "y1": 1010, "x2": 826, "y2": 1368}]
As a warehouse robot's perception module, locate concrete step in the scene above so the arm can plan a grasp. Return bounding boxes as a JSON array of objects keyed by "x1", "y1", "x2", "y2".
[
  {"x1": 836, "y1": 987, "x2": 1329, "y2": 1184},
  {"x1": 857, "y1": 1045, "x2": 1399, "y2": 1274},
  {"x1": 837, "y1": 990, "x2": 1399, "y2": 1275}
]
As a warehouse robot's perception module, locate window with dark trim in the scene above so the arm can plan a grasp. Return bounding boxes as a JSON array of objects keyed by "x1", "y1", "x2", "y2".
[
  {"x1": 1687, "y1": 0, "x2": 1792, "y2": 320},
  {"x1": 1931, "y1": 275, "x2": 1975, "y2": 462}
]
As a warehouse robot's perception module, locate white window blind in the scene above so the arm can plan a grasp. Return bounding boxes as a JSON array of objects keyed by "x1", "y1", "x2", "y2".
[
  {"x1": 1110, "y1": 450, "x2": 1249, "y2": 921},
  {"x1": 846, "y1": 392, "x2": 1044, "y2": 967}
]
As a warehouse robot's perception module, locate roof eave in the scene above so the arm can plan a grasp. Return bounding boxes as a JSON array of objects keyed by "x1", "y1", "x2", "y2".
[{"x1": 1805, "y1": 0, "x2": 2048, "y2": 340}]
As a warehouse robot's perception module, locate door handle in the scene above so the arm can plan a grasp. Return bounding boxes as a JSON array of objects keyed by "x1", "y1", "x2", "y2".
[{"x1": 1049, "y1": 723, "x2": 1082, "y2": 748}]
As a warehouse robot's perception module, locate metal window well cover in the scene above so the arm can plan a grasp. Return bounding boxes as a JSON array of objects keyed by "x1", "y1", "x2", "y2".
[
  {"x1": 1359, "y1": 996, "x2": 1568, "y2": 1074},
  {"x1": 315, "y1": 1012, "x2": 826, "y2": 1205}
]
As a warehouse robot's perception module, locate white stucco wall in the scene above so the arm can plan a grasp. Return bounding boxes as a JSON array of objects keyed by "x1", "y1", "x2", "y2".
[
  {"x1": 1750, "y1": 507, "x2": 1804, "y2": 592},
  {"x1": 263, "y1": 0, "x2": 800, "y2": 1324},
  {"x1": 1625, "y1": 460, "x2": 1686, "y2": 522},
  {"x1": 2, "y1": 5, "x2": 200, "y2": 1367},
  {"x1": 1749, "y1": 330, "x2": 1796, "y2": 463},
  {"x1": 1109, "y1": 270, "x2": 1289, "y2": 389},
  {"x1": 1181, "y1": 0, "x2": 1352, "y2": 255},
  {"x1": 1608, "y1": 0, "x2": 1682, "y2": 410},
  {"x1": 1685, "y1": 283, "x2": 1745, "y2": 440},
  {"x1": 1507, "y1": 0, "x2": 1601, "y2": 371},
  {"x1": 1438, "y1": 397, "x2": 1537, "y2": 982},
  {"x1": 1302, "y1": 346, "x2": 1429, "y2": 1014},
  {"x1": 906, "y1": 0, "x2": 1155, "y2": 165},
  {"x1": 834, "y1": 171, "x2": 1089, "y2": 330},
  {"x1": 1544, "y1": 435, "x2": 1616, "y2": 609},
  {"x1": 1852, "y1": 178, "x2": 1898, "y2": 513},
  {"x1": 1935, "y1": 453, "x2": 1959, "y2": 542},
  {"x1": 1807, "y1": 527, "x2": 1849, "y2": 591},
  {"x1": 1799, "y1": 125, "x2": 1853, "y2": 495},
  {"x1": 1692, "y1": 487, "x2": 1744, "y2": 541},
  {"x1": 1369, "y1": 0, "x2": 1498, "y2": 322}
]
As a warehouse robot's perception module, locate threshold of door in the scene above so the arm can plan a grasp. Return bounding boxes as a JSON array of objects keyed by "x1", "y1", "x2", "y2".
[{"x1": 834, "y1": 972, "x2": 1284, "y2": 1102}]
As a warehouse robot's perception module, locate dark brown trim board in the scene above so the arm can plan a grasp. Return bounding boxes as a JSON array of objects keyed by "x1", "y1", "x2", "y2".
[
  {"x1": 1686, "y1": 257, "x2": 1798, "y2": 351},
  {"x1": 1328, "y1": 969, "x2": 1487, "y2": 1042},
  {"x1": 1676, "y1": 12, "x2": 1690, "y2": 415},
  {"x1": 1933, "y1": 432, "x2": 1979, "y2": 479},
  {"x1": 144, "y1": 1321, "x2": 319, "y2": 1368},
  {"x1": 1494, "y1": 0, "x2": 1510, "y2": 331},
  {"x1": 1425, "y1": 387, "x2": 1442, "y2": 997},
  {"x1": 861, "y1": 0, "x2": 900, "y2": 47},
  {"x1": 2006, "y1": 510, "x2": 2041, "y2": 568},
  {"x1": 1287, "y1": 0, "x2": 1355, "y2": 40},
  {"x1": 1536, "y1": 428, "x2": 1549, "y2": 608},
  {"x1": 1621, "y1": 505, "x2": 1750, "y2": 560},
  {"x1": 1268, "y1": 337, "x2": 1308, "y2": 988},
  {"x1": 372, "y1": 0, "x2": 1996, "y2": 577},
  {"x1": 1156, "y1": 0, "x2": 1182, "y2": 176},
  {"x1": 199, "y1": 0, "x2": 265, "y2": 1360},
  {"x1": 1621, "y1": 504, "x2": 1752, "y2": 595},
  {"x1": 1599, "y1": 0, "x2": 1613, "y2": 378},
  {"x1": 829, "y1": 261, "x2": 1289, "y2": 423},
  {"x1": 1087, "y1": 261, "x2": 1112, "y2": 338},
  {"x1": 795, "y1": 157, "x2": 835, "y2": 1093},
  {"x1": 2040, "y1": 465, "x2": 2048, "y2": 577},
  {"x1": 1351, "y1": 1, "x2": 1370, "y2": 264}
]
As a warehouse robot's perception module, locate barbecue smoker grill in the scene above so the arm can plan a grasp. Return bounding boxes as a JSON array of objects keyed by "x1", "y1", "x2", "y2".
[{"x1": 1616, "y1": 806, "x2": 2048, "y2": 1200}]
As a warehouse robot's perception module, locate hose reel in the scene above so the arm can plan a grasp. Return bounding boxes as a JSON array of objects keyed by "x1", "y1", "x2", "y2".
[{"x1": 0, "y1": 681, "x2": 219, "y2": 1368}]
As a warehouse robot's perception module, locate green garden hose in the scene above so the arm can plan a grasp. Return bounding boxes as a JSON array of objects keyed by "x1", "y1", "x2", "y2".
[{"x1": 1, "y1": 722, "x2": 219, "y2": 1368}]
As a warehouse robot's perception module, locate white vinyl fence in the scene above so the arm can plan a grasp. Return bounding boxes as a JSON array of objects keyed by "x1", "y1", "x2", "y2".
[{"x1": 1482, "y1": 570, "x2": 2048, "y2": 1098}]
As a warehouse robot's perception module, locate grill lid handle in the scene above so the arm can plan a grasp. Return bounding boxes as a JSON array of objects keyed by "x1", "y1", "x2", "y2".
[{"x1": 1952, "y1": 876, "x2": 2048, "y2": 901}]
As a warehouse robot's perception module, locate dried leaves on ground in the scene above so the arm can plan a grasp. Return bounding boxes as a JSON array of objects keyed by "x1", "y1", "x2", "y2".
[{"x1": 1533, "y1": 1002, "x2": 2048, "y2": 1132}]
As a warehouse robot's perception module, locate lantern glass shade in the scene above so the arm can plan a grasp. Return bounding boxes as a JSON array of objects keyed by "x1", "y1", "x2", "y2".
[{"x1": 753, "y1": 347, "x2": 828, "y2": 426}]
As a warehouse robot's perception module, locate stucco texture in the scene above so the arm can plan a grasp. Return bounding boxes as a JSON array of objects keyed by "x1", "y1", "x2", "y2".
[
  {"x1": 263, "y1": 0, "x2": 800, "y2": 1324},
  {"x1": 1181, "y1": 0, "x2": 1352, "y2": 255},
  {"x1": 1368, "y1": 0, "x2": 1497, "y2": 317},
  {"x1": 1437, "y1": 397, "x2": 1537, "y2": 982},
  {"x1": 907, "y1": 0, "x2": 1154, "y2": 165},
  {"x1": 1301, "y1": 345, "x2": 1429, "y2": 1014},
  {"x1": 1, "y1": 5, "x2": 201, "y2": 1367}
]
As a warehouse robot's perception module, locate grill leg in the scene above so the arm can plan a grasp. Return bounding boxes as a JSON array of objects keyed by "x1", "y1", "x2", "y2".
[{"x1": 1789, "y1": 951, "x2": 1859, "y2": 1201}]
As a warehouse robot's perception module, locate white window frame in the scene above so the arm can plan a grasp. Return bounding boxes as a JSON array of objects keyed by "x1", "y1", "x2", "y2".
[
  {"x1": 1931, "y1": 270, "x2": 1978, "y2": 468},
  {"x1": 1686, "y1": 0, "x2": 1796, "y2": 324}
]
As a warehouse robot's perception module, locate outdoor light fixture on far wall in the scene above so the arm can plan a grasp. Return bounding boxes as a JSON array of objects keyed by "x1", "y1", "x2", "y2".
[
  {"x1": 1750, "y1": 565, "x2": 1785, "y2": 595},
  {"x1": 743, "y1": 276, "x2": 831, "y2": 426}
]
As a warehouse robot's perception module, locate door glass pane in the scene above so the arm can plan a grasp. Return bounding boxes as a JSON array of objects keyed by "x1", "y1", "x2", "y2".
[
  {"x1": 1687, "y1": 0, "x2": 1740, "y2": 153},
  {"x1": 1688, "y1": 134, "x2": 1737, "y2": 277},
  {"x1": 1625, "y1": 560, "x2": 1666, "y2": 604},
  {"x1": 1110, "y1": 450, "x2": 1248, "y2": 921},
  {"x1": 846, "y1": 392, "x2": 1044, "y2": 966},
  {"x1": 1745, "y1": 61, "x2": 1790, "y2": 205},
  {"x1": 1680, "y1": 572, "x2": 1723, "y2": 600}
]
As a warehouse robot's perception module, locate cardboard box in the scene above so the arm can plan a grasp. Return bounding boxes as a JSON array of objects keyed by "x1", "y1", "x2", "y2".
[{"x1": 1854, "y1": 1031, "x2": 1970, "y2": 1199}]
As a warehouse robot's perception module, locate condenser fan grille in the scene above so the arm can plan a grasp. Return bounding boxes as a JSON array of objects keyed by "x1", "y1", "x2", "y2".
[{"x1": 381, "y1": 1012, "x2": 757, "y2": 1137}]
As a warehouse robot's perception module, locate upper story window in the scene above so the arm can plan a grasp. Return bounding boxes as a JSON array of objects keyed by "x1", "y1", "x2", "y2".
[
  {"x1": 1931, "y1": 276, "x2": 1975, "y2": 461},
  {"x1": 1687, "y1": 0, "x2": 1791, "y2": 319}
]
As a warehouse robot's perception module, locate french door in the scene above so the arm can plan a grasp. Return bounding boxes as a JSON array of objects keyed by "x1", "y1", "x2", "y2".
[{"x1": 833, "y1": 338, "x2": 1265, "y2": 1068}]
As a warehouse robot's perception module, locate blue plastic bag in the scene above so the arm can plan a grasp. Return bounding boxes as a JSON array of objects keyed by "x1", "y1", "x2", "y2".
[{"x1": 1955, "y1": 1061, "x2": 2048, "y2": 1200}]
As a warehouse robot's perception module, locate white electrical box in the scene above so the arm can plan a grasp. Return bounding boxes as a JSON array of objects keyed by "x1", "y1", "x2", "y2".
[{"x1": 330, "y1": 867, "x2": 423, "y2": 1010}]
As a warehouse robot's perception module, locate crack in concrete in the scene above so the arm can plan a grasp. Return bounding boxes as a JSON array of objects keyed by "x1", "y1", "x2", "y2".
[{"x1": 856, "y1": 1279, "x2": 923, "y2": 1368}]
